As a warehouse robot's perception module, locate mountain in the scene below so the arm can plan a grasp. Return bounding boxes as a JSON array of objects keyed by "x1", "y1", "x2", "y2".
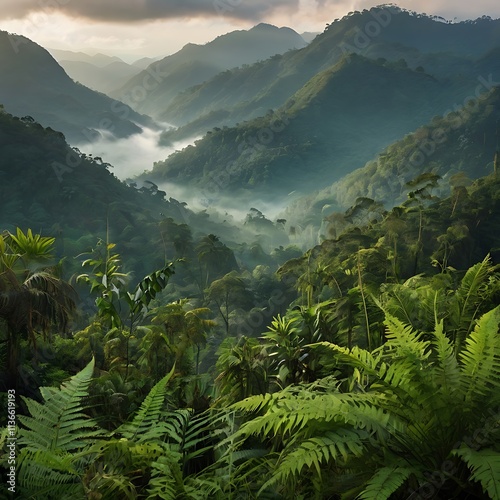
[
  {"x1": 156, "y1": 7, "x2": 500, "y2": 134},
  {"x1": 49, "y1": 49, "x2": 142, "y2": 94},
  {"x1": 112, "y1": 23, "x2": 307, "y2": 118},
  {"x1": 131, "y1": 56, "x2": 161, "y2": 70},
  {"x1": 0, "y1": 107, "x2": 295, "y2": 282},
  {"x1": 48, "y1": 49, "x2": 124, "y2": 67},
  {"x1": 300, "y1": 32, "x2": 320, "y2": 43},
  {"x1": 145, "y1": 55, "x2": 462, "y2": 198},
  {"x1": 284, "y1": 85, "x2": 500, "y2": 231},
  {"x1": 0, "y1": 32, "x2": 156, "y2": 144}
]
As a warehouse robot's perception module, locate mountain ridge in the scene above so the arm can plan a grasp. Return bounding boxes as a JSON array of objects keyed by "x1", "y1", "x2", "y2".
[
  {"x1": 0, "y1": 31, "x2": 156, "y2": 144},
  {"x1": 156, "y1": 7, "x2": 500, "y2": 135},
  {"x1": 112, "y1": 23, "x2": 307, "y2": 118}
]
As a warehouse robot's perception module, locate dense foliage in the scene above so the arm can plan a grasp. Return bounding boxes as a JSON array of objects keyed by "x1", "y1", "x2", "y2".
[
  {"x1": 2, "y1": 166, "x2": 500, "y2": 498},
  {"x1": 2, "y1": 6, "x2": 500, "y2": 499}
]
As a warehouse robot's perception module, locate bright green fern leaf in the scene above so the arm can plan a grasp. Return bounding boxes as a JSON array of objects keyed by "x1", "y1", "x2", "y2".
[
  {"x1": 118, "y1": 364, "x2": 175, "y2": 442},
  {"x1": 460, "y1": 306, "x2": 500, "y2": 408},
  {"x1": 357, "y1": 464, "x2": 416, "y2": 500}
]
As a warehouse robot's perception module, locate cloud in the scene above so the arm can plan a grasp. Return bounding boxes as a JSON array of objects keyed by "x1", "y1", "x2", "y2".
[{"x1": 0, "y1": 0, "x2": 299, "y2": 23}]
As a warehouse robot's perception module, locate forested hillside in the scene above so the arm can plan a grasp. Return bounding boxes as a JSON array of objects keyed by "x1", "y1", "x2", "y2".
[
  {"x1": 155, "y1": 7, "x2": 500, "y2": 135},
  {"x1": 148, "y1": 54, "x2": 460, "y2": 196},
  {"x1": 0, "y1": 31, "x2": 155, "y2": 143},
  {"x1": 2, "y1": 161, "x2": 500, "y2": 498},
  {"x1": 113, "y1": 23, "x2": 306, "y2": 119},
  {"x1": 285, "y1": 85, "x2": 500, "y2": 229}
]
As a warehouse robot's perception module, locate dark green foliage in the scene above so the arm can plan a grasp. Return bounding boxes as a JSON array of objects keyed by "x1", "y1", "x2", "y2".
[
  {"x1": 15, "y1": 358, "x2": 101, "y2": 498},
  {"x1": 145, "y1": 55, "x2": 454, "y2": 196}
]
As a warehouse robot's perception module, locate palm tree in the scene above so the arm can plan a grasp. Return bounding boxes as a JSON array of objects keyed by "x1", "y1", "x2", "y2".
[
  {"x1": 215, "y1": 336, "x2": 269, "y2": 405},
  {"x1": 196, "y1": 234, "x2": 238, "y2": 287},
  {"x1": 0, "y1": 229, "x2": 76, "y2": 390},
  {"x1": 147, "y1": 299, "x2": 216, "y2": 377}
]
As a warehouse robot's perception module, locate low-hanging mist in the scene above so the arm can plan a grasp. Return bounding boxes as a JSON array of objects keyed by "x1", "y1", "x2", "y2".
[
  {"x1": 75, "y1": 127, "x2": 198, "y2": 180},
  {"x1": 75, "y1": 127, "x2": 319, "y2": 250}
]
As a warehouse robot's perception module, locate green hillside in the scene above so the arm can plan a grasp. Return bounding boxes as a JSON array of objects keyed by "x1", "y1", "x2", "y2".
[
  {"x1": 145, "y1": 55, "x2": 462, "y2": 197},
  {"x1": 0, "y1": 31, "x2": 156, "y2": 144},
  {"x1": 112, "y1": 23, "x2": 306, "y2": 119},
  {"x1": 285, "y1": 85, "x2": 500, "y2": 231},
  {"x1": 157, "y1": 7, "x2": 500, "y2": 133},
  {"x1": 0, "y1": 107, "x2": 188, "y2": 274}
]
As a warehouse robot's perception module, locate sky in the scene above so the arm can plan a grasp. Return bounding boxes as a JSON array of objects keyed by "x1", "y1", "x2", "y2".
[{"x1": 1, "y1": 0, "x2": 500, "y2": 62}]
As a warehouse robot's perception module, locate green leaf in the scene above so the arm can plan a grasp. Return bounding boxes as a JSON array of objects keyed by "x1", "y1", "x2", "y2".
[
  {"x1": 118, "y1": 364, "x2": 175, "y2": 442},
  {"x1": 454, "y1": 447, "x2": 500, "y2": 500},
  {"x1": 357, "y1": 465, "x2": 415, "y2": 499}
]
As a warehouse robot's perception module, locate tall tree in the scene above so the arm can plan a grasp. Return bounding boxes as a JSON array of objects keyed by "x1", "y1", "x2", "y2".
[{"x1": 206, "y1": 271, "x2": 253, "y2": 335}]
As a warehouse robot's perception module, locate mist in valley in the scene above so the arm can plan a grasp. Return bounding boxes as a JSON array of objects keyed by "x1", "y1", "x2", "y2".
[
  {"x1": 74, "y1": 128, "x2": 319, "y2": 252},
  {"x1": 74, "y1": 126, "x2": 197, "y2": 179}
]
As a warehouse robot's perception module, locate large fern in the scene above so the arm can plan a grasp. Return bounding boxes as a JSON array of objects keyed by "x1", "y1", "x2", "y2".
[
  {"x1": 17, "y1": 358, "x2": 101, "y2": 498},
  {"x1": 459, "y1": 306, "x2": 500, "y2": 410},
  {"x1": 118, "y1": 364, "x2": 175, "y2": 442},
  {"x1": 449, "y1": 254, "x2": 497, "y2": 352},
  {"x1": 231, "y1": 305, "x2": 500, "y2": 498}
]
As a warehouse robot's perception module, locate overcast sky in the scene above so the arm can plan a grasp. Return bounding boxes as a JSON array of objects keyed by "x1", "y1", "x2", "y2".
[{"x1": 1, "y1": 0, "x2": 500, "y2": 62}]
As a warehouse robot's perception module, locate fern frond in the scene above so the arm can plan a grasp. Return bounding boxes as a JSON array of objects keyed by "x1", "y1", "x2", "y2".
[
  {"x1": 118, "y1": 364, "x2": 175, "y2": 442},
  {"x1": 18, "y1": 358, "x2": 100, "y2": 452},
  {"x1": 146, "y1": 452, "x2": 184, "y2": 500},
  {"x1": 454, "y1": 447, "x2": 500, "y2": 500},
  {"x1": 85, "y1": 471, "x2": 137, "y2": 500},
  {"x1": 459, "y1": 306, "x2": 500, "y2": 408},
  {"x1": 383, "y1": 313, "x2": 430, "y2": 362},
  {"x1": 311, "y1": 342, "x2": 382, "y2": 378},
  {"x1": 263, "y1": 429, "x2": 366, "y2": 491},
  {"x1": 160, "y1": 409, "x2": 214, "y2": 464},
  {"x1": 357, "y1": 464, "x2": 416, "y2": 499},
  {"x1": 430, "y1": 319, "x2": 461, "y2": 398},
  {"x1": 17, "y1": 449, "x2": 84, "y2": 499},
  {"x1": 236, "y1": 390, "x2": 392, "y2": 445},
  {"x1": 453, "y1": 255, "x2": 495, "y2": 349}
]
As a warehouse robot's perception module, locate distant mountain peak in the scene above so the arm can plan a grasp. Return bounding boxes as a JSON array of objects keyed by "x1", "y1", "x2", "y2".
[{"x1": 252, "y1": 23, "x2": 279, "y2": 31}]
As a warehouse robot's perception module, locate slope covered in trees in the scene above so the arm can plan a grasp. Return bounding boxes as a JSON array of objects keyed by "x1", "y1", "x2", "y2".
[
  {"x1": 112, "y1": 23, "x2": 306, "y2": 119},
  {"x1": 285, "y1": 85, "x2": 500, "y2": 229},
  {"x1": 0, "y1": 31, "x2": 155, "y2": 143},
  {"x1": 2, "y1": 6, "x2": 500, "y2": 499},
  {"x1": 146, "y1": 54, "x2": 458, "y2": 196},
  {"x1": 2, "y1": 167, "x2": 500, "y2": 498},
  {"x1": 157, "y1": 7, "x2": 500, "y2": 134}
]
